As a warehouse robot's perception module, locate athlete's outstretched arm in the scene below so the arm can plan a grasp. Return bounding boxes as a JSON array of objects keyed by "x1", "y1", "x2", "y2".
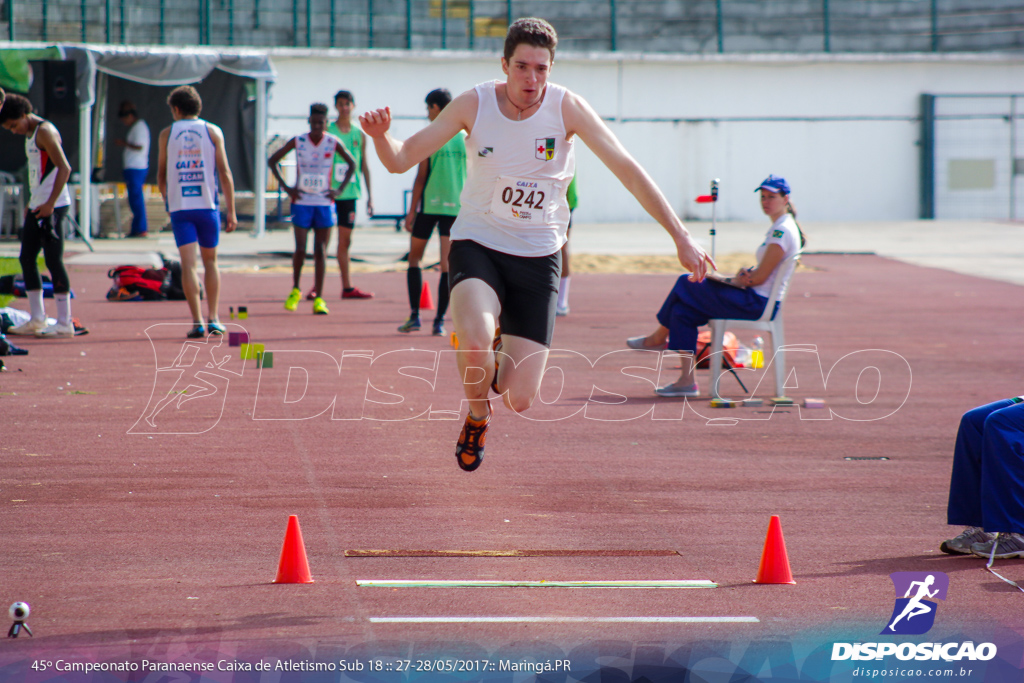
[
  {"x1": 359, "y1": 90, "x2": 476, "y2": 174},
  {"x1": 563, "y1": 92, "x2": 714, "y2": 281}
]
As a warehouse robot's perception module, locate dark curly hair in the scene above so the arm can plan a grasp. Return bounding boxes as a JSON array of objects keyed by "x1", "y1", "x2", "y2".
[
  {"x1": 504, "y1": 17, "x2": 558, "y2": 62},
  {"x1": 0, "y1": 93, "x2": 33, "y2": 123},
  {"x1": 167, "y1": 85, "x2": 202, "y2": 117}
]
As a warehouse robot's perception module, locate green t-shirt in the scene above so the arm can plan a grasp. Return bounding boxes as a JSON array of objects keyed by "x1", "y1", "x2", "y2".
[
  {"x1": 328, "y1": 120, "x2": 364, "y2": 200},
  {"x1": 422, "y1": 132, "x2": 466, "y2": 217}
]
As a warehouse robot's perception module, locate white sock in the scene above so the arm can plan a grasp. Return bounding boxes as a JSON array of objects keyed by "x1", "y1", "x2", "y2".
[
  {"x1": 557, "y1": 277, "x2": 570, "y2": 309},
  {"x1": 27, "y1": 290, "x2": 45, "y2": 321},
  {"x1": 55, "y1": 292, "x2": 71, "y2": 326}
]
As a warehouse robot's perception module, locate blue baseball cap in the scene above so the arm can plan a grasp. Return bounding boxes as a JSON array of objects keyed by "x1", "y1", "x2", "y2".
[{"x1": 755, "y1": 175, "x2": 790, "y2": 195}]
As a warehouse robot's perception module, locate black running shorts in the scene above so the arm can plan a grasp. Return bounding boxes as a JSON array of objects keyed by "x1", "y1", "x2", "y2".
[
  {"x1": 448, "y1": 239, "x2": 561, "y2": 347},
  {"x1": 334, "y1": 198, "x2": 357, "y2": 229},
  {"x1": 411, "y1": 213, "x2": 455, "y2": 241}
]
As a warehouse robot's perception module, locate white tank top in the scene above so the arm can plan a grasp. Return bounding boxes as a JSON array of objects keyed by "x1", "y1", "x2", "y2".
[
  {"x1": 452, "y1": 80, "x2": 575, "y2": 257},
  {"x1": 27, "y1": 121, "x2": 71, "y2": 210},
  {"x1": 293, "y1": 132, "x2": 344, "y2": 207},
  {"x1": 166, "y1": 119, "x2": 219, "y2": 213}
]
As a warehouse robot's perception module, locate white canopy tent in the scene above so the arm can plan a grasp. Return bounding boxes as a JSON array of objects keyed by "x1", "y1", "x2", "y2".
[{"x1": 59, "y1": 45, "x2": 276, "y2": 237}]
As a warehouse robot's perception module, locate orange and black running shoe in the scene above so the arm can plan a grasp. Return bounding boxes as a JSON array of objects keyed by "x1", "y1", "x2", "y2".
[{"x1": 455, "y1": 408, "x2": 490, "y2": 472}]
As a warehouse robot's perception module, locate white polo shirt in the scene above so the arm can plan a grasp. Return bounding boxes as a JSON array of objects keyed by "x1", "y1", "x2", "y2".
[{"x1": 123, "y1": 119, "x2": 150, "y2": 170}]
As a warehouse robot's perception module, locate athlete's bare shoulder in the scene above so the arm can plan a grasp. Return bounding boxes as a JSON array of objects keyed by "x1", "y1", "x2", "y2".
[
  {"x1": 204, "y1": 120, "x2": 225, "y2": 139},
  {"x1": 559, "y1": 88, "x2": 602, "y2": 139}
]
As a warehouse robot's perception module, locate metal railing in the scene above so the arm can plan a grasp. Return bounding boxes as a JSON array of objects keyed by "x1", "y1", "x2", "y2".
[{"x1": 4, "y1": 0, "x2": 1024, "y2": 52}]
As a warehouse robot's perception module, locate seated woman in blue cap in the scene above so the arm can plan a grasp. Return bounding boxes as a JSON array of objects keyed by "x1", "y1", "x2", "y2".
[{"x1": 626, "y1": 175, "x2": 805, "y2": 397}]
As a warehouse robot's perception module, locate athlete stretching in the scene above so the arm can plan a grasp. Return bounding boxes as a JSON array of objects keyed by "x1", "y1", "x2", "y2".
[{"x1": 361, "y1": 18, "x2": 712, "y2": 471}]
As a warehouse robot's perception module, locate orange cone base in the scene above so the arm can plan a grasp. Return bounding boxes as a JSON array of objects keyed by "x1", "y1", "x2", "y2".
[
  {"x1": 754, "y1": 515, "x2": 795, "y2": 584},
  {"x1": 419, "y1": 281, "x2": 435, "y2": 310},
  {"x1": 275, "y1": 515, "x2": 314, "y2": 584}
]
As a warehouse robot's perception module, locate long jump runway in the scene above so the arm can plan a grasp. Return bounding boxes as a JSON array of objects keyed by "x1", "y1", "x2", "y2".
[{"x1": 1, "y1": 253, "x2": 1022, "y2": 660}]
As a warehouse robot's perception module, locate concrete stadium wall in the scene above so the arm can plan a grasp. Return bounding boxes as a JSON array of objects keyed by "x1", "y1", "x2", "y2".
[{"x1": 266, "y1": 49, "x2": 1024, "y2": 224}]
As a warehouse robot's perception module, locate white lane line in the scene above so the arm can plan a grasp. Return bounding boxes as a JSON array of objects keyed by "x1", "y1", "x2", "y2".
[
  {"x1": 369, "y1": 617, "x2": 759, "y2": 623},
  {"x1": 356, "y1": 579, "x2": 717, "y2": 588}
]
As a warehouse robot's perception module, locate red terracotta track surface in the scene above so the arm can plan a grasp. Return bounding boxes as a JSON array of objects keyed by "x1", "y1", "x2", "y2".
[{"x1": 1, "y1": 254, "x2": 1022, "y2": 658}]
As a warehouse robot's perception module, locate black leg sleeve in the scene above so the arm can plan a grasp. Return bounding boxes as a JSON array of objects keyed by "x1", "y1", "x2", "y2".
[
  {"x1": 41, "y1": 207, "x2": 70, "y2": 294},
  {"x1": 18, "y1": 211, "x2": 44, "y2": 291},
  {"x1": 436, "y1": 271, "x2": 450, "y2": 320},
  {"x1": 407, "y1": 266, "x2": 422, "y2": 315}
]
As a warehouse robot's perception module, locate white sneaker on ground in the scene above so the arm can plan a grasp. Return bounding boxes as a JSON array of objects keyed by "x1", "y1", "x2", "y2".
[
  {"x1": 556, "y1": 304, "x2": 570, "y2": 317},
  {"x1": 36, "y1": 322, "x2": 75, "y2": 338},
  {"x1": 971, "y1": 532, "x2": 1024, "y2": 559},
  {"x1": 655, "y1": 382, "x2": 700, "y2": 398},
  {"x1": 9, "y1": 318, "x2": 47, "y2": 336},
  {"x1": 626, "y1": 335, "x2": 668, "y2": 350},
  {"x1": 940, "y1": 526, "x2": 995, "y2": 555}
]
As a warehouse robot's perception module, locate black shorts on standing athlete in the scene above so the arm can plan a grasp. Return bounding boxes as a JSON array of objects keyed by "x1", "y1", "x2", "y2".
[
  {"x1": 411, "y1": 213, "x2": 456, "y2": 241},
  {"x1": 335, "y1": 198, "x2": 357, "y2": 229}
]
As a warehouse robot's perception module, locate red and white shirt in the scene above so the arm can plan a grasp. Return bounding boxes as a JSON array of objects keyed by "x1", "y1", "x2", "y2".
[{"x1": 27, "y1": 121, "x2": 71, "y2": 210}]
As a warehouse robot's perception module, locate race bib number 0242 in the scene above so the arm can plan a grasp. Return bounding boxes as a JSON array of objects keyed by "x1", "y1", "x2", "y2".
[{"x1": 489, "y1": 176, "x2": 553, "y2": 224}]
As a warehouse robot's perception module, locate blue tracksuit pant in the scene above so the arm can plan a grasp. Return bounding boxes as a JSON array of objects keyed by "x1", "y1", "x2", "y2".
[
  {"x1": 123, "y1": 167, "x2": 148, "y2": 235},
  {"x1": 655, "y1": 276, "x2": 773, "y2": 352},
  {"x1": 946, "y1": 398, "x2": 1024, "y2": 533}
]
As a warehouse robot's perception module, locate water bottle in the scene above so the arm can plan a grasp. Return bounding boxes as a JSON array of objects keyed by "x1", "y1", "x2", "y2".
[
  {"x1": 751, "y1": 336, "x2": 764, "y2": 369},
  {"x1": 736, "y1": 345, "x2": 751, "y2": 367}
]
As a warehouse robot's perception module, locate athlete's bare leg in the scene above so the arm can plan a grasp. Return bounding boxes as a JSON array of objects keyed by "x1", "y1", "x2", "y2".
[
  {"x1": 408, "y1": 235, "x2": 428, "y2": 268},
  {"x1": 450, "y1": 279, "x2": 499, "y2": 420},
  {"x1": 337, "y1": 226, "x2": 354, "y2": 290},
  {"x1": 292, "y1": 227, "x2": 309, "y2": 289},
  {"x1": 495, "y1": 334, "x2": 549, "y2": 414},
  {"x1": 200, "y1": 246, "x2": 221, "y2": 322},
  {"x1": 451, "y1": 278, "x2": 551, "y2": 417},
  {"x1": 178, "y1": 242, "x2": 202, "y2": 323},
  {"x1": 313, "y1": 227, "x2": 331, "y2": 297},
  {"x1": 439, "y1": 236, "x2": 451, "y2": 273}
]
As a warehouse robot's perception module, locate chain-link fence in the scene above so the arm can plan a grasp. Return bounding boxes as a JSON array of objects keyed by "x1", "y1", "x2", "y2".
[{"x1": 5, "y1": 0, "x2": 1024, "y2": 52}]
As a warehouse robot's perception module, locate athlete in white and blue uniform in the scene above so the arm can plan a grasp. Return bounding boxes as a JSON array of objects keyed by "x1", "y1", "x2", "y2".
[
  {"x1": 268, "y1": 103, "x2": 354, "y2": 313},
  {"x1": 157, "y1": 85, "x2": 237, "y2": 339},
  {"x1": 942, "y1": 397, "x2": 1024, "y2": 559},
  {"x1": 165, "y1": 118, "x2": 221, "y2": 247}
]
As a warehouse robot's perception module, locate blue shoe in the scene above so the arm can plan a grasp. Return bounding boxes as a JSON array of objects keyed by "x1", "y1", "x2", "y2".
[
  {"x1": 186, "y1": 324, "x2": 206, "y2": 339},
  {"x1": 432, "y1": 319, "x2": 446, "y2": 337},
  {"x1": 207, "y1": 320, "x2": 226, "y2": 335},
  {"x1": 398, "y1": 315, "x2": 421, "y2": 333}
]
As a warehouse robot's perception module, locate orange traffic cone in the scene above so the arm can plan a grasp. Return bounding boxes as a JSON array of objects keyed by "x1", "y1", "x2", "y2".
[
  {"x1": 754, "y1": 515, "x2": 795, "y2": 584},
  {"x1": 274, "y1": 515, "x2": 314, "y2": 584},
  {"x1": 419, "y1": 281, "x2": 435, "y2": 311}
]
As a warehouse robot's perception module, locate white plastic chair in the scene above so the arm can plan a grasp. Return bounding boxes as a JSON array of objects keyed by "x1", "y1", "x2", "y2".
[{"x1": 708, "y1": 251, "x2": 801, "y2": 399}]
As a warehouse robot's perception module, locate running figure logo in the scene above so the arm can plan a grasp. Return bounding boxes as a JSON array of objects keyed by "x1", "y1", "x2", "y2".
[
  {"x1": 129, "y1": 324, "x2": 246, "y2": 435},
  {"x1": 882, "y1": 572, "x2": 949, "y2": 635}
]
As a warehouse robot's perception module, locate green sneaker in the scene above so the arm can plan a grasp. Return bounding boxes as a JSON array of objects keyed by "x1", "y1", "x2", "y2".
[
  {"x1": 284, "y1": 287, "x2": 301, "y2": 311},
  {"x1": 312, "y1": 297, "x2": 329, "y2": 315}
]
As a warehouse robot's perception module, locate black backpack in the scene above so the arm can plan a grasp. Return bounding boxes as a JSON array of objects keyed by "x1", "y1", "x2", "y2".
[{"x1": 160, "y1": 255, "x2": 198, "y2": 301}]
